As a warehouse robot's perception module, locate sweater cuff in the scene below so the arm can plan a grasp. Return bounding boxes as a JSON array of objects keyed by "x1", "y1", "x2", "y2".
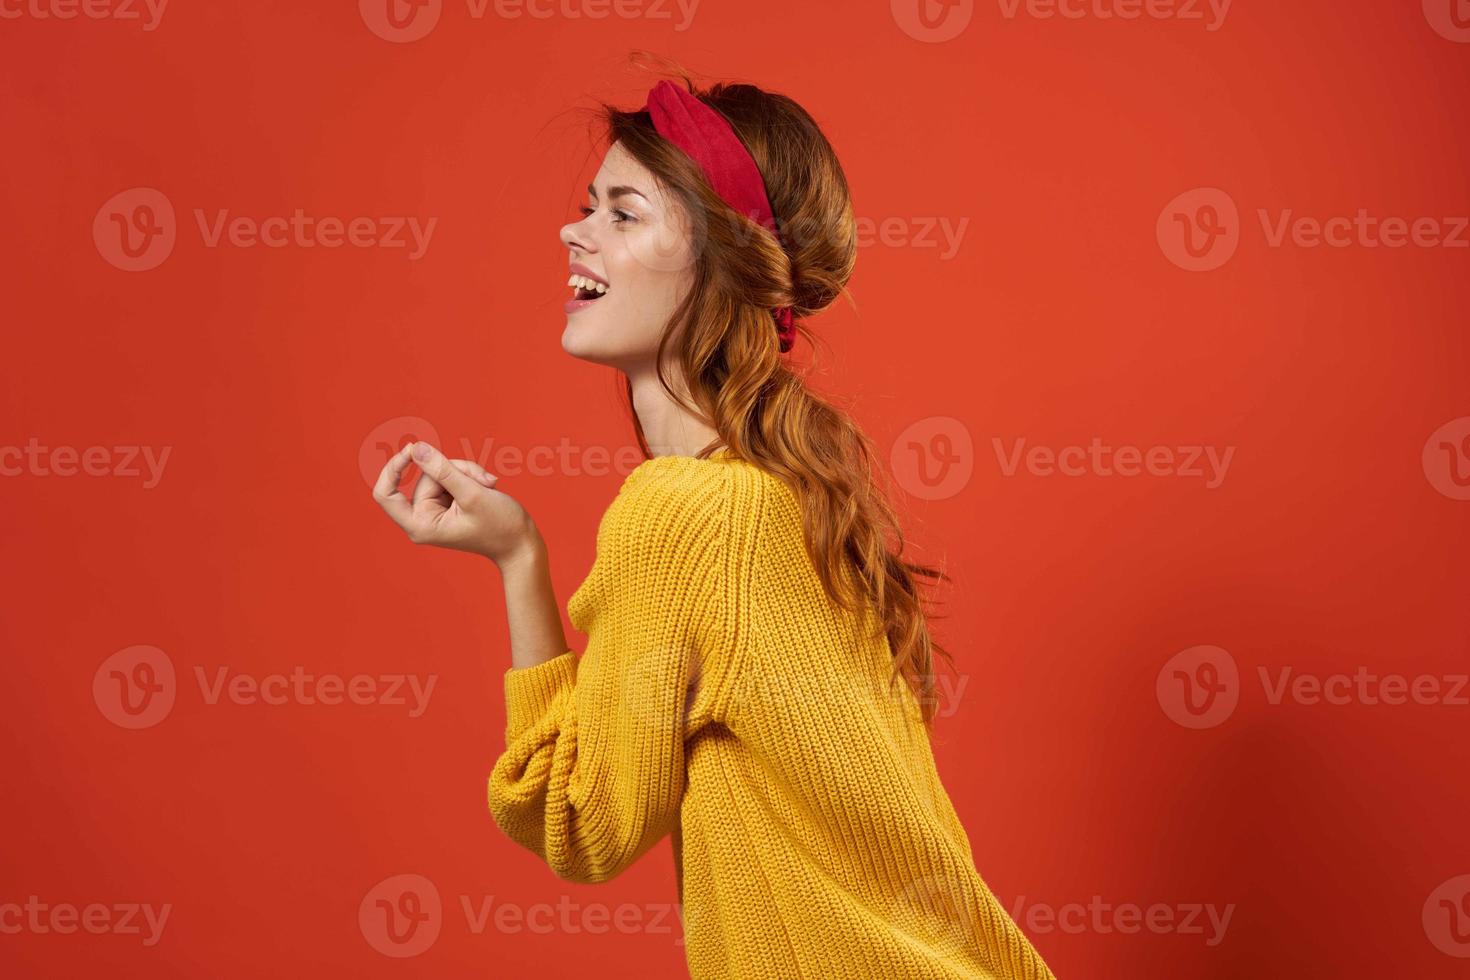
[{"x1": 504, "y1": 650, "x2": 577, "y2": 743}]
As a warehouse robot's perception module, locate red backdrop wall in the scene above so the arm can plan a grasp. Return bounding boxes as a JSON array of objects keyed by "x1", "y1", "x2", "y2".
[{"x1": 3, "y1": 1, "x2": 1468, "y2": 977}]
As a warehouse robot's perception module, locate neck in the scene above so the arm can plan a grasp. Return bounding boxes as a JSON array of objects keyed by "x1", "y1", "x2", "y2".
[{"x1": 627, "y1": 363, "x2": 722, "y2": 458}]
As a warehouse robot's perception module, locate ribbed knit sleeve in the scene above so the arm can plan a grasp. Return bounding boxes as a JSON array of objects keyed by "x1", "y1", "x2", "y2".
[{"x1": 485, "y1": 458, "x2": 731, "y2": 884}]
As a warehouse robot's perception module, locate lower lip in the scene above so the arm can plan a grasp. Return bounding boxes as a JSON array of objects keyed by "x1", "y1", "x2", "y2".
[{"x1": 564, "y1": 295, "x2": 604, "y2": 314}]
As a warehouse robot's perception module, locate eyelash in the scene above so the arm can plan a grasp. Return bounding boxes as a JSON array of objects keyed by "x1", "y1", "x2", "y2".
[{"x1": 579, "y1": 205, "x2": 635, "y2": 224}]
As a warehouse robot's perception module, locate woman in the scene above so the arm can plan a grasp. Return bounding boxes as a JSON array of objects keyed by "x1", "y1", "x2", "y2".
[{"x1": 372, "y1": 71, "x2": 1056, "y2": 980}]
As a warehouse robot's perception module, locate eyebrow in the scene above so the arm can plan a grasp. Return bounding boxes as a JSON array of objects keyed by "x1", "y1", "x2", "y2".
[{"x1": 588, "y1": 183, "x2": 649, "y2": 202}]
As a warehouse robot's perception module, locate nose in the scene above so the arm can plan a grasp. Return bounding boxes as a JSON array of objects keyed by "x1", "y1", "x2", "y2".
[{"x1": 560, "y1": 213, "x2": 595, "y2": 255}]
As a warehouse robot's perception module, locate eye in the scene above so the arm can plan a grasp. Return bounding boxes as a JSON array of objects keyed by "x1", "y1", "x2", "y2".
[{"x1": 578, "y1": 205, "x2": 637, "y2": 224}]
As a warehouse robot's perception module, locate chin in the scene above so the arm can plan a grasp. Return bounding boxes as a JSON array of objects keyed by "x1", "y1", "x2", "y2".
[
  {"x1": 560, "y1": 320, "x2": 617, "y2": 366},
  {"x1": 561, "y1": 314, "x2": 658, "y2": 368}
]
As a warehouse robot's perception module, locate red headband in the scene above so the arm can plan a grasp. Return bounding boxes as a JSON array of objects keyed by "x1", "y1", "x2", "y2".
[{"x1": 641, "y1": 80, "x2": 796, "y2": 353}]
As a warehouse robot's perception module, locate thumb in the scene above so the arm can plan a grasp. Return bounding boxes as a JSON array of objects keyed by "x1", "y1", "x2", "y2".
[{"x1": 410, "y1": 441, "x2": 482, "y2": 503}]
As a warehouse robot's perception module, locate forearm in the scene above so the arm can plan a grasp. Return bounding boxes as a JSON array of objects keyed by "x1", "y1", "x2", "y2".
[{"x1": 496, "y1": 530, "x2": 570, "y2": 670}]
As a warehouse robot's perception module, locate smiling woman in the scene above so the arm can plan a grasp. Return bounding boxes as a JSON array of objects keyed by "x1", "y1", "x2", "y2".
[
  {"x1": 371, "y1": 66, "x2": 1056, "y2": 980},
  {"x1": 555, "y1": 146, "x2": 709, "y2": 366}
]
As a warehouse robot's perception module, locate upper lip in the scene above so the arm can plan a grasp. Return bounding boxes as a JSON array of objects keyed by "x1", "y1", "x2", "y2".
[{"x1": 568, "y1": 262, "x2": 609, "y2": 287}]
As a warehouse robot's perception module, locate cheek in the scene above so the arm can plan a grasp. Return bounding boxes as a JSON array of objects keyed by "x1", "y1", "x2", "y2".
[
  {"x1": 607, "y1": 247, "x2": 691, "y2": 316},
  {"x1": 626, "y1": 269, "x2": 690, "y2": 322},
  {"x1": 623, "y1": 220, "x2": 697, "y2": 278}
]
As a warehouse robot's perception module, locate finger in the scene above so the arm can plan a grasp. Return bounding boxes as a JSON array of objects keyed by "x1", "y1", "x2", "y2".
[
  {"x1": 409, "y1": 442, "x2": 482, "y2": 504},
  {"x1": 371, "y1": 442, "x2": 417, "y2": 526},
  {"x1": 412, "y1": 458, "x2": 495, "y2": 505},
  {"x1": 453, "y1": 459, "x2": 499, "y2": 487},
  {"x1": 412, "y1": 465, "x2": 449, "y2": 505}
]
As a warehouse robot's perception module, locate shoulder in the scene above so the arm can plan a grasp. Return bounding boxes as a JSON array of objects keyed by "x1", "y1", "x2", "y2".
[
  {"x1": 601, "y1": 453, "x2": 727, "y2": 549},
  {"x1": 606, "y1": 448, "x2": 787, "y2": 540},
  {"x1": 569, "y1": 454, "x2": 738, "y2": 631},
  {"x1": 580, "y1": 449, "x2": 790, "y2": 587},
  {"x1": 567, "y1": 449, "x2": 796, "y2": 638}
]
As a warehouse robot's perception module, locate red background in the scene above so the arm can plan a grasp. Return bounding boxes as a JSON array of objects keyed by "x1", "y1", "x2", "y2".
[{"x1": 3, "y1": 1, "x2": 1468, "y2": 977}]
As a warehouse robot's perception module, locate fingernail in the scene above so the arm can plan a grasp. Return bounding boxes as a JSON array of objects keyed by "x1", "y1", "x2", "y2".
[{"x1": 411, "y1": 442, "x2": 430, "y2": 461}]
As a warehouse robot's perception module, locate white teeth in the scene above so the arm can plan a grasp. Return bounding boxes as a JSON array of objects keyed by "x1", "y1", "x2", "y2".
[{"x1": 566, "y1": 274, "x2": 608, "y2": 294}]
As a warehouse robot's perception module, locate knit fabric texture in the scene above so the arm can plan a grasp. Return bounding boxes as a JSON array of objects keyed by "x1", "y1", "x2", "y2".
[{"x1": 486, "y1": 448, "x2": 1057, "y2": 979}]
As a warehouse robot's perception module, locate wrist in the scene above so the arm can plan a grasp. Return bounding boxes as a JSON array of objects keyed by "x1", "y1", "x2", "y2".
[{"x1": 496, "y1": 525, "x2": 546, "y2": 572}]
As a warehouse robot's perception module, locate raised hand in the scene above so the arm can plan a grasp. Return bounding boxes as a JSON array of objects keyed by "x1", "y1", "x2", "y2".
[{"x1": 372, "y1": 441, "x2": 540, "y2": 566}]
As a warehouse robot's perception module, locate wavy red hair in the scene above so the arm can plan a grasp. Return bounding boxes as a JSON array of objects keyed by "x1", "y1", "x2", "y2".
[{"x1": 592, "y1": 66, "x2": 957, "y2": 728}]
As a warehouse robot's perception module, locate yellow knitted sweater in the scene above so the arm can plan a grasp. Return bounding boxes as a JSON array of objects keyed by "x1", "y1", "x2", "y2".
[{"x1": 487, "y1": 448, "x2": 1056, "y2": 980}]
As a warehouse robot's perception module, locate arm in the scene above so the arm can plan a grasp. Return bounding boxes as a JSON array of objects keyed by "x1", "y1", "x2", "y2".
[
  {"x1": 371, "y1": 440, "x2": 729, "y2": 882},
  {"x1": 498, "y1": 530, "x2": 571, "y2": 671},
  {"x1": 370, "y1": 440, "x2": 568, "y2": 670},
  {"x1": 486, "y1": 468, "x2": 728, "y2": 884}
]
